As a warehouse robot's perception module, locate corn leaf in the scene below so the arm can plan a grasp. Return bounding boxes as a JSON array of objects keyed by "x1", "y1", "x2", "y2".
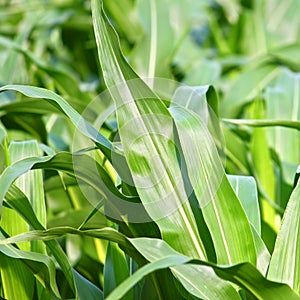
[
  {"x1": 73, "y1": 268, "x2": 104, "y2": 300},
  {"x1": 5, "y1": 184, "x2": 77, "y2": 298},
  {"x1": 228, "y1": 175, "x2": 261, "y2": 235},
  {"x1": 103, "y1": 242, "x2": 133, "y2": 300},
  {"x1": 0, "y1": 232, "x2": 60, "y2": 299},
  {"x1": 9, "y1": 141, "x2": 46, "y2": 247},
  {"x1": 128, "y1": 238, "x2": 299, "y2": 300},
  {"x1": 170, "y1": 105, "x2": 256, "y2": 265},
  {"x1": 0, "y1": 84, "x2": 112, "y2": 155},
  {"x1": 0, "y1": 152, "x2": 138, "y2": 221},
  {"x1": 221, "y1": 64, "x2": 281, "y2": 117},
  {"x1": 91, "y1": 0, "x2": 207, "y2": 259},
  {"x1": 131, "y1": 0, "x2": 190, "y2": 78},
  {"x1": 227, "y1": 175, "x2": 270, "y2": 274},
  {"x1": 264, "y1": 69, "x2": 300, "y2": 185},
  {"x1": 267, "y1": 180, "x2": 300, "y2": 294},
  {"x1": 3, "y1": 230, "x2": 299, "y2": 300},
  {"x1": 0, "y1": 140, "x2": 47, "y2": 300},
  {"x1": 251, "y1": 228, "x2": 271, "y2": 276},
  {"x1": 0, "y1": 35, "x2": 87, "y2": 99}
]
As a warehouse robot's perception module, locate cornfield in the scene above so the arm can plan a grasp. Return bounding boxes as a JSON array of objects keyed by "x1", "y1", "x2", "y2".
[{"x1": 0, "y1": 0, "x2": 299, "y2": 299}]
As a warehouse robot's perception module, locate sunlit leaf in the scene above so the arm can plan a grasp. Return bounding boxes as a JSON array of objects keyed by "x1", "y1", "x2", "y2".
[
  {"x1": 268, "y1": 180, "x2": 300, "y2": 294},
  {"x1": 0, "y1": 85, "x2": 113, "y2": 156},
  {"x1": 264, "y1": 69, "x2": 300, "y2": 186},
  {"x1": 0, "y1": 232, "x2": 60, "y2": 299},
  {"x1": 92, "y1": 0, "x2": 207, "y2": 260},
  {"x1": 170, "y1": 105, "x2": 256, "y2": 265},
  {"x1": 228, "y1": 175, "x2": 260, "y2": 234}
]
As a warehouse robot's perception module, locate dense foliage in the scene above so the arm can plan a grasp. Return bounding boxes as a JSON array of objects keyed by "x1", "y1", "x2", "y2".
[{"x1": 0, "y1": 0, "x2": 299, "y2": 299}]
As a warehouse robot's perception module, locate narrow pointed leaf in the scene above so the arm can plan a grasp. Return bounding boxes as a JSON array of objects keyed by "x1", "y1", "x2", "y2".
[
  {"x1": 267, "y1": 180, "x2": 300, "y2": 294},
  {"x1": 0, "y1": 35, "x2": 87, "y2": 98},
  {"x1": 108, "y1": 237, "x2": 299, "y2": 300},
  {"x1": 221, "y1": 64, "x2": 281, "y2": 117},
  {"x1": 228, "y1": 175, "x2": 261, "y2": 234},
  {"x1": 265, "y1": 69, "x2": 300, "y2": 185},
  {"x1": 222, "y1": 118, "x2": 300, "y2": 131},
  {"x1": 0, "y1": 232, "x2": 60, "y2": 299},
  {"x1": 5, "y1": 184, "x2": 77, "y2": 297},
  {"x1": 106, "y1": 255, "x2": 190, "y2": 300},
  {"x1": 92, "y1": 0, "x2": 206, "y2": 259},
  {"x1": 0, "y1": 227, "x2": 138, "y2": 262},
  {"x1": 249, "y1": 99, "x2": 277, "y2": 231},
  {"x1": 131, "y1": 0, "x2": 190, "y2": 78},
  {"x1": 1, "y1": 229, "x2": 299, "y2": 300},
  {"x1": 0, "y1": 152, "x2": 137, "y2": 220},
  {"x1": 73, "y1": 268, "x2": 104, "y2": 300},
  {"x1": 103, "y1": 242, "x2": 133, "y2": 300},
  {"x1": 9, "y1": 140, "x2": 46, "y2": 251},
  {"x1": 251, "y1": 226, "x2": 270, "y2": 276},
  {"x1": 170, "y1": 105, "x2": 256, "y2": 265},
  {"x1": 0, "y1": 85, "x2": 112, "y2": 155},
  {"x1": 0, "y1": 255, "x2": 35, "y2": 300},
  {"x1": 0, "y1": 140, "x2": 46, "y2": 299}
]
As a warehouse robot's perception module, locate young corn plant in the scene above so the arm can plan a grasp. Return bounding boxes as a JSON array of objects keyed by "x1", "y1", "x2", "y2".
[{"x1": 0, "y1": 0, "x2": 300, "y2": 299}]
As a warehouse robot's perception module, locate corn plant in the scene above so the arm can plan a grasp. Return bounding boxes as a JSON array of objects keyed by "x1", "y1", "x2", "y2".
[{"x1": 0, "y1": 0, "x2": 299, "y2": 299}]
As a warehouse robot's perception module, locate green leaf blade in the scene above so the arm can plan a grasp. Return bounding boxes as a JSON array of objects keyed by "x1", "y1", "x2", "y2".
[
  {"x1": 91, "y1": 0, "x2": 207, "y2": 260},
  {"x1": 170, "y1": 105, "x2": 257, "y2": 265},
  {"x1": 267, "y1": 181, "x2": 300, "y2": 294}
]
